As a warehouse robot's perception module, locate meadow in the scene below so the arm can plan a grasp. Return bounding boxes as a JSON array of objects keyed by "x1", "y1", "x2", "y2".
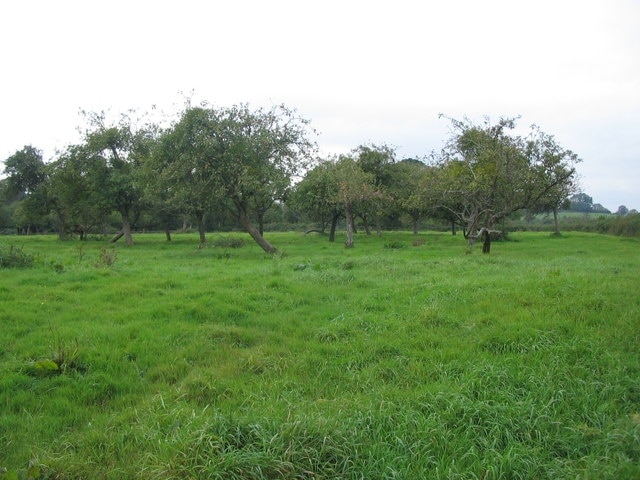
[{"x1": 0, "y1": 231, "x2": 639, "y2": 479}]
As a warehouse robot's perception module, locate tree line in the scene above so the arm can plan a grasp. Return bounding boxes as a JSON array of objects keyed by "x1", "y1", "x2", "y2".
[{"x1": 1, "y1": 103, "x2": 582, "y2": 252}]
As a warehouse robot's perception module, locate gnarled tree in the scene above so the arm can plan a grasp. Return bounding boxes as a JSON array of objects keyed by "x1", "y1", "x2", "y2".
[
  {"x1": 432, "y1": 116, "x2": 580, "y2": 245},
  {"x1": 80, "y1": 111, "x2": 157, "y2": 245},
  {"x1": 154, "y1": 103, "x2": 315, "y2": 253}
]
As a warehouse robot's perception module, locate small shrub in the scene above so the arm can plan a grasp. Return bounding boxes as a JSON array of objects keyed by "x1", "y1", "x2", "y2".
[
  {"x1": 269, "y1": 250, "x2": 288, "y2": 260},
  {"x1": 50, "y1": 261, "x2": 65, "y2": 273},
  {"x1": 412, "y1": 238, "x2": 426, "y2": 246},
  {"x1": 95, "y1": 248, "x2": 117, "y2": 268},
  {"x1": 0, "y1": 244, "x2": 35, "y2": 268},
  {"x1": 383, "y1": 241, "x2": 406, "y2": 249},
  {"x1": 75, "y1": 244, "x2": 86, "y2": 264}
]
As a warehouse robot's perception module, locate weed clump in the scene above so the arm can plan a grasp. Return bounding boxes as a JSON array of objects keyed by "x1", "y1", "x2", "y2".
[
  {"x1": 51, "y1": 261, "x2": 64, "y2": 273},
  {"x1": 0, "y1": 244, "x2": 35, "y2": 268},
  {"x1": 383, "y1": 241, "x2": 406, "y2": 249},
  {"x1": 94, "y1": 248, "x2": 117, "y2": 268},
  {"x1": 52, "y1": 337, "x2": 83, "y2": 374},
  {"x1": 0, "y1": 462, "x2": 53, "y2": 480},
  {"x1": 24, "y1": 337, "x2": 84, "y2": 378},
  {"x1": 212, "y1": 236, "x2": 246, "y2": 248}
]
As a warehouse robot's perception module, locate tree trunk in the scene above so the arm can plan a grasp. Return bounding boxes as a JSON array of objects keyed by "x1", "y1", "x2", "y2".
[
  {"x1": 238, "y1": 210, "x2": 277, "y2": 254},
  {"x1": 451, "y1": 219, "x2": 457, "y2": 236},
  {"x1": 329, "y1": 212, "x2": 339, "y2": 243},
  {"x1": 196, "y1": 212, "x2": 206, "y2": 245},
  {"x1": 121, "y1": 212, "x2": 134, "y2": 246},
  {"x1": 258, "y1": 212, "x2": 265, "y2": 236},
  {"x1": 165, "y1": 228, "x2": 172, "y2": 241},
  {"x1": 345, "y1": 204, "x2": 355, "y2": 248},
  {"x1": 110, "y1": 231, "x2": 124, "y2": 243},
  {"x1": 56, "y1": 211, "x2": 67, "y2": 240},
  {"x1": 553, "y1": 207, "x2": 560, "y2": 235},
  {"x1": 361, "y1": 215, "x2": 371, "y2": 235},
  {"x1": 480, "y1": 228, "x2": 491, "y2": 254}
]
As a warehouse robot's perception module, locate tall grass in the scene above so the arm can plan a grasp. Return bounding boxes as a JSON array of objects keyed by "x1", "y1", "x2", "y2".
[{"x1": 1, "y1": 232, "x2": 639, "y2": 479}]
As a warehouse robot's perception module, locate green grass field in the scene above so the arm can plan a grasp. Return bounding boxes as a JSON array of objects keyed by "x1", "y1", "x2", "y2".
[{"x1": 1, "y1": 231, "x2": 639, "y2": 479}]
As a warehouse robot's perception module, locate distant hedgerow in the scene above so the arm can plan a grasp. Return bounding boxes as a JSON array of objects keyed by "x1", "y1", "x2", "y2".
[{"x1": 608, "y1": 213, "x2": 640, "y2": 237}]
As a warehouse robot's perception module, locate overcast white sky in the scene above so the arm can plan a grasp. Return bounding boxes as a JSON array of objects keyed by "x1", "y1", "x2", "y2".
[{"x1": 1, "y1": 0, "x2": 639, "y2": 210}]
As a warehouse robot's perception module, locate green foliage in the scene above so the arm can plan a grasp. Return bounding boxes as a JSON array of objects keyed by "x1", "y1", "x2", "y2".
[
  {"x1": 2, "y1": 145, "x2": 46, "y2": 197},
  {"x1": 1, "y1": 232, "x2": 639, "y2": 478}
]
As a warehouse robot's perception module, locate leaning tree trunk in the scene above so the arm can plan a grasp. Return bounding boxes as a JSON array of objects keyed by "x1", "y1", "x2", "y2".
[
  {"x1": 258, "y1": 212, "x2": 265, "y2": 236},
  {"x1": 238, "y1": 209, "x2": 277, "y2": 254}
]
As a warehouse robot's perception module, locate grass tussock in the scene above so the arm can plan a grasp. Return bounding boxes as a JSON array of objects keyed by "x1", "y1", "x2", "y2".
[{"x1": 0, "y1": 231, "x2": 639, "y2": 479}]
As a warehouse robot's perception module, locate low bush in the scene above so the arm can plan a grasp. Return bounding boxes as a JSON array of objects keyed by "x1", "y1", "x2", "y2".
[
  {"x1": 383, "y1": 241, "x2": 406, "y2": 249},
  {"x1": 0, "y1": 244, "x2": 35, "y2": 268},
  {"x1": 94, "y1": 247, "x2": 117, "y2": 268},
  {"x1": 212, "y1": 236, "x2": 247, "y2": 248}
]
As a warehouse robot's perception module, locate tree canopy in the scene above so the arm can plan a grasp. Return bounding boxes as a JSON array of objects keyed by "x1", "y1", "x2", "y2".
[
  {"x1": 152, "y1": 103, "x2": 316, "y2": 252},
  {"x1": 1, "y1": 106, "x2": 590, "y2": 248},
  {"x1": 430, "y1": 116, "x2": 580, "y2": 240}
]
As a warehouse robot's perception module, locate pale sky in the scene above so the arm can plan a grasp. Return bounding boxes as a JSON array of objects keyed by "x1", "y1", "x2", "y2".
[{"x1": 1, "y1": 0, "x2": 639, "y2": 210}]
